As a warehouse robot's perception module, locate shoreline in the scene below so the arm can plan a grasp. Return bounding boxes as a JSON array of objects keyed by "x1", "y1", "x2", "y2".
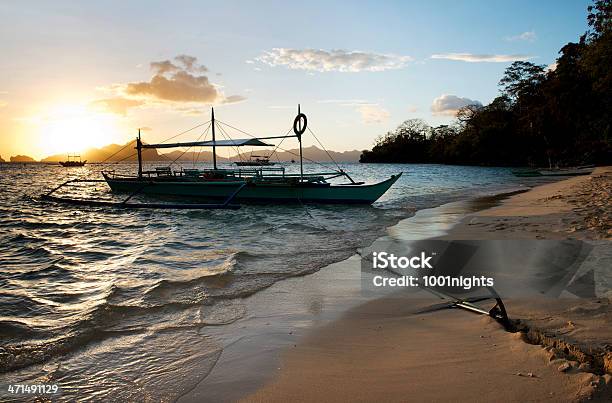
[
  {"x1": 179, "y1": 190, "x2": 538, "y2": 402},
  {"x1": 238, "y1": 168, "x2": 611, "y2": 402},
  {"x1": 443, "y1": 166, "x2": 612, "y2": 378},
  {"x1": 445, "y1": 167, "x2": 611, "y2": 241}
]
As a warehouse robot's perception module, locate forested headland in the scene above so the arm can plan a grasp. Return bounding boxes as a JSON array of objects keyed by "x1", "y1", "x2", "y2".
[{"x1": 360, "y1": 1, "x2": 611, "y2": 167}]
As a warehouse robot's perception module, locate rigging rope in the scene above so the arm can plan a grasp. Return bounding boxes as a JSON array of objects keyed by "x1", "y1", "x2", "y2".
[
  {"x1": 215, "y1": 119, "x2": 341, "y2": 173},
  {"x1": 193, "y1": 124, "x2": 212, "y2": 166},
  {"x1": 267, "y1": 126, "x2": 294, "y2": 161},
  {"x1": 96, "y1": 120, "x2": 211, "y2": 167},
  {"x1": 215, "y1": 121, "x2": 246, "y2": 163},
  {"x1": 160, "y1": 120, "x2": 211, "y2": 144},
  {"x1": 99, "y1": 139, "x2": 136, "y2": 165},
  {"x1": 307, "y1": 126, "x2": 343, "y2": 172},
  {"x1": 294, "y1": 190, "x2": 329, "y2": 231},
  {"x1": 113, "y1": 151, "x2": 138, "y2": 164},
  {"x1": 167, "y1": 122, "x2": 211, "y2": 167},
  {"x1": 98, "y1": 114, "x2": 341, "y2": 175}
]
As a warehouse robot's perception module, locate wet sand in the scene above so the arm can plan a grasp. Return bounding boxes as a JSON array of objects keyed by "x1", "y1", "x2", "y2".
[
  {"x1": 244, "y1": 294, "x2": 609, "y2": 402},
  {"x1": 180, "y1": 198, "x2": 502, "y2": 402},
  {"x1": 446, "y1": 166, "x2": 612, "y2": 379},
  {"x1": 241, "y1": 168, "x2": 612, "y2": 402}
]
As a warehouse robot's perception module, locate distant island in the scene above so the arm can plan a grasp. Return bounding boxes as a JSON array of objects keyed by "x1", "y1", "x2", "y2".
[
  {"x1": 361, "y1": 3, "x2": 611, "y2": 167},
  {"x1": 10, "y1": 155, "x2": 36, "y2": 163},
  {"x1": 42, "y1": 143, "x2": 161, "y2": 163},
  {"x1": 38, "y1": 143, "x2": 361, "y2": 164}
]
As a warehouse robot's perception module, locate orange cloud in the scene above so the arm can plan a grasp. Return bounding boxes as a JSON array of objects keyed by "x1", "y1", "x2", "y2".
[
  {"x1": 92, "y1": 55, "x2": 244, "y2": 115},
  {"x1": 90, "y1": 97, "x2": 144, "y2": 115},
  {"x1": 127, "y1": 55, "x2": 243, "y2": 104},
  {"x1": 126, "y1": 71, "x2": 220, "y2": 103}
]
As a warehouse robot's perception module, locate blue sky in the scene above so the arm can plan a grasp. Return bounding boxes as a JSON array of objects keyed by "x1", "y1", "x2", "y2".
[{"x1": 0, "y1": 0, "x2": 591, "y2": 158}]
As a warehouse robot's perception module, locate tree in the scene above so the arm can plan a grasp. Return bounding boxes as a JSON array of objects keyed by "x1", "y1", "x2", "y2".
[
  {"x1": 499, "y1": 61, "x2": 546, "y2": 101},
  {"x1": 456, "y1": 104, "x2": 482, "y2": 124},
  {"x1": 585, "y1": 0, "x2": 611, "y2": 41},
  {"x1": 360, "y1": 1, "x2": 611, "y2": 166}
]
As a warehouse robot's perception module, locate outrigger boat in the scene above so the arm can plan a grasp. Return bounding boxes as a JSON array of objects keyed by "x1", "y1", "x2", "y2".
[
  {"x1": 43, "y1": 107, "x2": 401, "y2": 209},
  {"x1": 59, "y1": 154, "x2": 86, "y2": 167},
  {"x1": 512, "y1": 165, "x2": 595, "y2": 177}
]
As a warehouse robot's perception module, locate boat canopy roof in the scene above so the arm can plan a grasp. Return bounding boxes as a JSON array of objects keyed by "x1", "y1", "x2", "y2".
[{"x1": 142, "y1": 138, "x2": 272, "y2": 149}]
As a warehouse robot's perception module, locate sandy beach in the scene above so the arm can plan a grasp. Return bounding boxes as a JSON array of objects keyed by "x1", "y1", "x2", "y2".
[
  {"x1": 448, "y1": 167, "x2": 612, "y2": 240},
  {"x1": 244, "y1": 297, "x2": 607, "y2": 402},
  {"x1": 240, "y1": 168, "x2": 612, "y2": 402}
]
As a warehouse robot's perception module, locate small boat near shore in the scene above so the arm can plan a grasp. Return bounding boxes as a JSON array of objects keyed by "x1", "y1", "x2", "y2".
[
  {"x1": 43, "y1": 107, "x2": 401, "y2": 209},
  {"x1": 512, "y1": 165, "x2": 594, "y2": 177}
]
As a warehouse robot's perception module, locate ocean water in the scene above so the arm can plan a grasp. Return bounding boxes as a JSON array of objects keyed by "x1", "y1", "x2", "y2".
[{"x1": 0, "y1": 161, "x2": 554, "y2": 400}]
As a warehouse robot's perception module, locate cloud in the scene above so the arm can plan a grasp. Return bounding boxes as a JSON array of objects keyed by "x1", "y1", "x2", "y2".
[
  {"x1": 505, "y1": 31, "x2": 537, "y2": 42},
  {"x1": 150, "y1": 60, "x2": 180, "y2": 75},
  {"x1": 90, "y1": 97, "x2": 144, "y2": 116},
  {"x1": 175, "y1": 107, "x2": 207, "y2": 116},
  {"x1": 0, "y1": 101, "x2": 7, "y2": 108},
  {"x1": 126, "y1": 71, "x2": 221, "y2": 103},
  {"x1": 224, "y1": 95, "x2": 247, "y2": 104},
  {"x1": 317, "y1": 99, "x2": 371, "y2": 106},
  {"x1": 431, "y1": 53, "x2": 533, "y2": 63},
  {"x1": 315, "y1": 99, "x2": 388, "y2": 123},
  {"x1": 257, "y1": 48, "x2": 412, "y2": 72},
  {"x1": 407, "y1": 105, "x2": 418, "y2": 113},
  {"x1": 174, "y1": 54, "x2": 208, "y2": 73},
  {"x1": 546, "y1": 62, "x2": 558, "y2": 72},
  {"x1": 431, "y1": 94, "x2": 482, "y2": 116},
  {"x1": 150, "y1": 55, "x2": 208, "y2": 74},
  {"x1": 93, "y1": 55, "x2": 244, "y2": 114},
  {"x1": 358, "y1": 105, "x2": 390, "y2": 123}
]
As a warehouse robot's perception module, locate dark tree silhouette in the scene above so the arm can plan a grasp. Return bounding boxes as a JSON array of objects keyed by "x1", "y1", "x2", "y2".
[{"x1": 360, "y1": 0, "x2": 611, "y2": 167}]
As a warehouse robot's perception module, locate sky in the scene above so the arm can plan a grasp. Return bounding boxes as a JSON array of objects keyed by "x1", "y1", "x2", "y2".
[{"x1": 0, "y1": 0, "x2": 591, "y2": 160}]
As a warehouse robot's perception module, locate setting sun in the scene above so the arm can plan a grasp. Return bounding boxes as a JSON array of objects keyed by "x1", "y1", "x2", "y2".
[{"x1": 37, "y1": 104, "x2": 122, "y2": 155}]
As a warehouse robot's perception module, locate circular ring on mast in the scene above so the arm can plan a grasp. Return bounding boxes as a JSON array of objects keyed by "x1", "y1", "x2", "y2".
[{"x1": 293, "y1": 113, "x2": 307, "y2": 136}]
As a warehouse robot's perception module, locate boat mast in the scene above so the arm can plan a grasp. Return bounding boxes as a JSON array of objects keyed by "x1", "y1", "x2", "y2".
[
  {"x1": 136, "y1": 128, "x2": 143, "y2": 179},
  {"x1": 298, "y1": 104, "x2": 303, "y2": 181},
  {"x1": 211, "y1": 107, "x2": 217, "y2": 170}
]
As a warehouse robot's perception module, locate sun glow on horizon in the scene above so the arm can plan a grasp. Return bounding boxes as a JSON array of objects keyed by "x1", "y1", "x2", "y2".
[{"x1": 37, "y1": 104, "x2": 124, "y2": 155}]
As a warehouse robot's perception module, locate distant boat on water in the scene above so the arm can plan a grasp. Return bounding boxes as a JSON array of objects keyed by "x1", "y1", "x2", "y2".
[
  {"x1": 234, "y1": 154, "x2": 275, "y2": 167},
  {"x1": 59, "y1": 154, "x2": 86, "y2": 167},
  {"x1": 512, "y1": 165, "x2": 594, "y2": 177}
]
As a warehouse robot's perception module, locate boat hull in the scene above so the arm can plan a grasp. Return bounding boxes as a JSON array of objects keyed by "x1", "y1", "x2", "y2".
[
  {"x1": 234, "y1": 162, "x2": 275, "y2": 166},
  {"x1": 103, "y1": 173, "x2": 401, "y2": 204},
  {"x1": 537, "y1": 168, "x2": 594, "y2": 176},
  {"x1": 513, "y1": 166, "x2": 594, "y2": 177}
]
